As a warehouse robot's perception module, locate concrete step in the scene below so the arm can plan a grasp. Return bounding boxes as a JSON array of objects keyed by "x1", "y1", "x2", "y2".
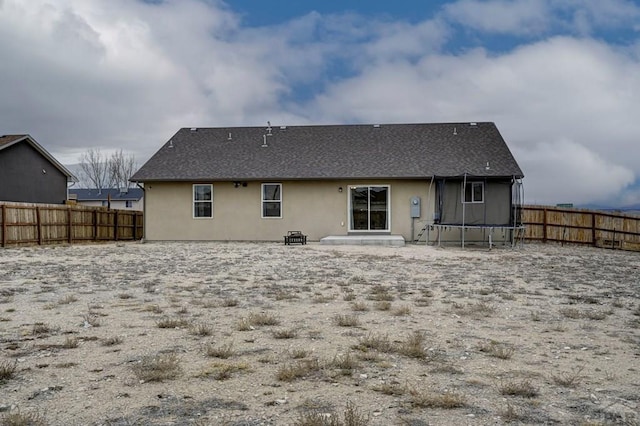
[{"x1": 319, "y1": 235, "x2": 405, "y2": 246}]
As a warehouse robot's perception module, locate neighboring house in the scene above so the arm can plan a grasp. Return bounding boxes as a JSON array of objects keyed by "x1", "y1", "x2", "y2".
[
  {"x1": 68, "y1": 188, "x2": 144, "y2": 211},
  {"x1": 0, "y1": 134, "x2": 75, "y2": 204},
  {"x1": 131, "y1": 122, "x2": 524, "y2": 243}
]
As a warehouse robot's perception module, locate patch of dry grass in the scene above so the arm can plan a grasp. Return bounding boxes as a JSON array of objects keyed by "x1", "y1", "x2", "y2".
[
  {"x1": 408, "y1": 388, "x2": 466, "y2": 409},
  {"x1": 277, "y1": 358, "x2": 322, "y2": 382},
  {"x1": 396, "y1": 331, "x2": 428, "y2": 359},
  {"x1": 0, "y1": 360, "x2": 17, "y2": 382},
  {"x1": 132, "y1": 353, "x2": 181, "y2": 382},
  {"x1": 156, "y1": 317, "x2": 190, "y2": 329},
  {"x1": 477, "y1": 340, "x2": 514, "y2": 360},
  {"x1": 1, "y1": 410, "x2": 47, "y2": 426},
  {"x1": 551, "y1": 366, "x2": 585, "y2": 388},
  {"x1": 354, "y1": 333, "x2": 393, "y2": 353},
  {"x1": 189, "y1": 322, "x2": 214, "y2": 337},
  {"x1": 333, "y1": 314, "x2": 360, "y2": 327},
  {"x1": 206, "y1": 342, "x2": 234, "y2": 359},
  {"x1": 499, "y1": 379, "x2": 539, "y2": 398}
]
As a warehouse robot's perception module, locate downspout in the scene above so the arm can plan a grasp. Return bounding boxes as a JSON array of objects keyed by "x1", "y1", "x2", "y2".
[
  {"x1": 462, "y1": 173, "x2": 467, "y2": 249},
  {"x1": 424, "y1": 176, "x2": 434, "y2": 244},
  {"x1": 136, "y1": 182, "x2": 145, "y2": 242}
]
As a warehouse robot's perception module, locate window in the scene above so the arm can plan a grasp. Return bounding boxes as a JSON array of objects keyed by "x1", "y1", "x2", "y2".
[
  {"x1": 262, "y1": 183, "x2": 281, "y2": 218},
  {"x1": 463, "y1": 182, "x2": 484, "y2": 203},
  {"x1": 125, "y1": 200, "x2": 133, "y2": 208},
  {"x1": 349, "y1": 186, "x2": 389, "y2": 231},
  {"x1": 193, "y1": 184, "x2": 213, "y2": 218}
]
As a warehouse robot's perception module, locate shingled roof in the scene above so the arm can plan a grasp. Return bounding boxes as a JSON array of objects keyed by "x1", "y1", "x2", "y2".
[{"x1": 131, "y1": 122, "x2": 523, "y2": 182}]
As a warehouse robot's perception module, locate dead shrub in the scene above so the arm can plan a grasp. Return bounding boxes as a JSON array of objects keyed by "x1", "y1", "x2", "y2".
[
  {"x1": 477, "y1": 340, "x2": 514, "y2": 360},
  {"x1": 552, "y1": 366, "x2": 585, "y2": 388},
  {"x1": 355, "y1": 333, "x2": 392, "y2": 353},
  {"x1": 333, "y1": 314, "x2": 359, "y2": 327},
  {"x1": 132, "y1": 353, "x2": 181, "y2": 382},
  {"x1": 156, "y1": 317, "x2": 190, "y2": 329},
  {"x1": 408, "y1": 388, "x2": 466, "y2": 409},
  {"x1": 206, "y1": 342, "x2": 234, "y2": 359},
  {"x1": 273, "y1": 328, "x2": 298, "y2": 339},
  {"x1": 277, "y1": 358, "x2": 321, "y2": 382},
  {"x1": 1, "y1": 410, "x2": 47, "y2": 426},
  {"x1": 499, "y1": 379, "x2": 539, "y2": 398},
  {"x1": 0, "y1": 360, "x2": 17, "y2": 381},
  {"x1": 396, "y1": 331, "x2": 427, "y2": 359}
]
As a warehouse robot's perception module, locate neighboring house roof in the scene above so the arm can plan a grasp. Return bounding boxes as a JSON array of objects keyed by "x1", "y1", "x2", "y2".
[
  {"x1": 69, "y1": 188, "x2": 144, "y2": 202},
  {"x1": 0, "y1": 134, "x2": 76, "y2": 181},
  {"x1": 131, "y1": 122, "x2": 524, "y2": 182}
]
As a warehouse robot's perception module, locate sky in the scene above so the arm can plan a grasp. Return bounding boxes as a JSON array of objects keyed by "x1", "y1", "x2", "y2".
[{"x1": 1, "y1": 0, "x2": 639, "y2": 207}]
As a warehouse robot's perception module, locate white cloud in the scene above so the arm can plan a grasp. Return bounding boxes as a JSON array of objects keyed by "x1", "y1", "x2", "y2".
[
  {"x1": 513, "y1": 140, "x2": 635, "y2": 205},
  {"x1": 0, "y1": 0, "x2": 639, "y2": 206},
  {"x1": 442, "y1": 0, "x2": 551, "y2": 35},
  {"x1": 304, "y1": 36, "x2": 640, "y2": 205},
  {"x1": 442, "y1": 0, "x2": 640, "y2": 37}
]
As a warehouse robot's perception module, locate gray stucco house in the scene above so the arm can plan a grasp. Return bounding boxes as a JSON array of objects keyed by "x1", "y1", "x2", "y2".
[
  {"x1": 131, "y1": 122, "x2": 524, "y2": 244},
  {"x1": 0, "y1": 134, "x2": 75, "y2": 204}
]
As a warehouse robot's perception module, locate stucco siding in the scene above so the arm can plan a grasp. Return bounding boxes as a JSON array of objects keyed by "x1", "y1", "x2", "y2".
[{"x1": 144, "y1": 180, "x2": 434, "y2": 241}]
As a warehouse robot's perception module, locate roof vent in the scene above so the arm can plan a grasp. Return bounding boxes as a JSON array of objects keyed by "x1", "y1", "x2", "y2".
[
  {"x1": 267, "y1": 121, "x2": 272, "y2": 136},
  {"x1": 469, "y1": 122, "x2": 477, "y2": 126},
  {"x1": 453, "y1": 127, "x2": 457, "y2": 135},
  {"x1": 168, "y1": 140, "x2": 174, "y2": 148},
  {"x1": 280, "y1": 126, "x2": 287, "y2": 130},
  {"x1": 262, "y1": 134, "x2": 268, "y2": 148},
  {"x1": 228, "y1": 132, "x2": 232, "y2": 140},
  {"x1": 190, "y1": 127, "x2": 197, "y2": 131},
  {"x1": 373, "y1": 124, "x2": 381, "y2": 128}
]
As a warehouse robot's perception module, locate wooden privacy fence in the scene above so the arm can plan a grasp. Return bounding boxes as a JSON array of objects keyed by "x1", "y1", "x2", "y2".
[
  {"x1": 0, "y1": 202, "x2": 143, "y2": 247},
  {"x1": 521, "y1": 205, "x2": 640, "y2": 251}
]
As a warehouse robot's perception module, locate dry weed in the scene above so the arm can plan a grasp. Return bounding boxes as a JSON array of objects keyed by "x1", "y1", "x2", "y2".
[
  {"x1": 499, "y1": 379, "x2": 539, "y2": 398},
  {"x1": 408, "y1": 388, "x2": 466, "y2": 409},
  {"x1": 206, "y1": 342, "x2": 234, "y2": 359},
  {"x1": 0, "y1": 360, "x2": 17, "y2": 381},
  {"x1": 156, "y1": 317, "x2": 190, "y2": 329},
  {"x1": 277, "y1": 358, "x2": 321, "y2": 382},
  {"x1": 132, "y1": 353, "x2": 181, "y2": 382},
  {"x1": 477, "y1": 340, "x2": 514, "y2": 360},
  {"x1": 333, "y1": 314, "x2": 360, "y2": 327},
  {"x1": 552, "y1": 366, "x2": 585, "y2": 388}
]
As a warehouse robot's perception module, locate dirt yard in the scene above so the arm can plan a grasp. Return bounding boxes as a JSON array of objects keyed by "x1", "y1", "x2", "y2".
[{"x1": 0, "y1": 241, "x2": 638, "y2": 425}]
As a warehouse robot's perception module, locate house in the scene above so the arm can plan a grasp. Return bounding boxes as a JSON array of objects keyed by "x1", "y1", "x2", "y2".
[
  {"x1": 131, "y1": 122, "x2": 524, "y2": 244},
  {"x1": 0, "y1": 134, "x2": 75, "y2": 204},
  {"x1": 68, "y1": 188, "x2": 144, "y2": 211}
]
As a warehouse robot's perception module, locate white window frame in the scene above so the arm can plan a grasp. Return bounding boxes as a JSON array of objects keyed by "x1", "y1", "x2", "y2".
[
  {"x1": 261, "y1": 183, "x2": 282, "y2": 219},
  {"x1": 462, "y1": 181, "x2": 484, "y2": 204},
  {"x1": 193, "y1": 184, "x2": 213, "y2": 218}
]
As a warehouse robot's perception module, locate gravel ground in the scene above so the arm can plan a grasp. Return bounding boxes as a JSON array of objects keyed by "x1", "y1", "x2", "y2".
[{"x1": 0, "y1": 241, "x2": 639, "y2": 425}]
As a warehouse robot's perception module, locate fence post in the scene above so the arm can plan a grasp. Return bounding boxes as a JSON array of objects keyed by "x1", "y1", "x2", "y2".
[
  {"x1": 132, "y1": 212, "x2": 137, "y2": 241},
  {"x1": 1, "y1": 204, "x2": 6, "y2": 247},
  {"x1": 67, "y1": 207, "x2": 73, "y2": 244},
  {"x1": 591, "y1": 212, "x2": 596, "y2": 247},
  {"x1": 542, "y1": 208, "x2": 547, "y2": 243},
  {"x1": 36, "y1": 206, "x2": 42, "y2": 245},
  {"x1": 93, "y1": 210, "x2": 98, "y2": 241},
  {"x1": 114, "y1": 211, "x2": 118, "y2": 241}
]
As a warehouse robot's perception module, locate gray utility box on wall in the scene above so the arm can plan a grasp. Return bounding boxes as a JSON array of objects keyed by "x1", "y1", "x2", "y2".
[{"x1": 410, "y1": 196, "x2": 421, "y2": 218}]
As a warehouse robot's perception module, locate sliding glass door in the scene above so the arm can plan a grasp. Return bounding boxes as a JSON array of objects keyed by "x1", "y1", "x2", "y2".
[{"x1": 349, "y1": 186, "x2": 389, "y2": 231}]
